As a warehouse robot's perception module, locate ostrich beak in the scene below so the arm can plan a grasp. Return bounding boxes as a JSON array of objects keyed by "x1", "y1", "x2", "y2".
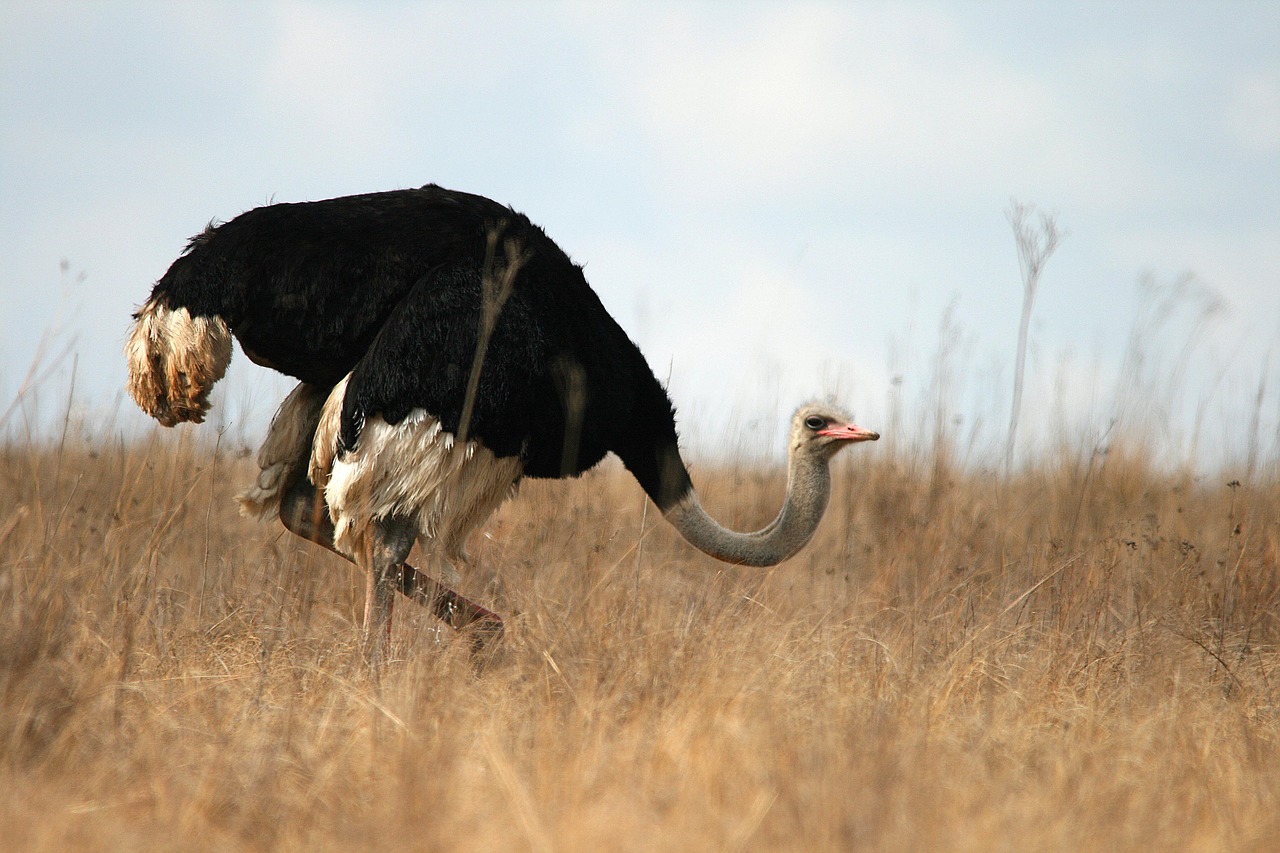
[{"x1": 819, "y1": 423, "x2": 880, "y2": 443}]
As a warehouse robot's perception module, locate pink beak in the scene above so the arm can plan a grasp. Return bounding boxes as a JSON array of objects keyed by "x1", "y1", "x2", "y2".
[{"x1": 818, "y1": 423, "x2": 880, "y2": 443}]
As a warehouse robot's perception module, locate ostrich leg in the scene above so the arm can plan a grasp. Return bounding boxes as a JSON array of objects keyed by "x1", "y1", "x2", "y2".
[
  {"x1": 278, "y1": 473, "x2": 504, "y2": 647},
  {"x1": 363, "y1": 515, "x2": 416, "y2": 665}
]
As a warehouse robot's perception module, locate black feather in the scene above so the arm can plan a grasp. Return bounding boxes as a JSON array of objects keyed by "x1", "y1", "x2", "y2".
[{"x1": 147, "y1": 184, "x2": 694, "y2": 509}]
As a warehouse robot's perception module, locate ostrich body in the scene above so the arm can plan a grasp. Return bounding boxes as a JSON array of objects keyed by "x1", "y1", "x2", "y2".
[{"x1": 126, "y1": 185, "x2": 879, "y2": 658}]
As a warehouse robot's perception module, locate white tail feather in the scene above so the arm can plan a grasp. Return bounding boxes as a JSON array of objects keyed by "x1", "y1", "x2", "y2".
[{"x1": 125, "y1": 297, "x2": 232, "y2": 426}]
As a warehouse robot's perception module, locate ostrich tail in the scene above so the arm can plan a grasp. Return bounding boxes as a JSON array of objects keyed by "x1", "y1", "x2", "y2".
[
  {"x1": 236, "y1": 382, "x2": 327, "y2": 519},
  {"x1": 125, "y1": 296, "x2": 232, "y2": 427}
]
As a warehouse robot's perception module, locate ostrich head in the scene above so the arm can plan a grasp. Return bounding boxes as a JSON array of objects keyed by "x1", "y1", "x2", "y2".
[{"x1": 789, "y1": 403, "x2": 880, "y2": 460}]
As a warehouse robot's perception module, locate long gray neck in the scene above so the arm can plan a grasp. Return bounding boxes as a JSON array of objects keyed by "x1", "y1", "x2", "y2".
[{"x1": 661, "y1": 450, "x2": 832, "y2": 567}]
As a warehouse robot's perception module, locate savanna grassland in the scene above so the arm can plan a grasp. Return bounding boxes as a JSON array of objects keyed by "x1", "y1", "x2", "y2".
[{"x1": 1, "y1": 421, "x2": 1278, "y2": 852}]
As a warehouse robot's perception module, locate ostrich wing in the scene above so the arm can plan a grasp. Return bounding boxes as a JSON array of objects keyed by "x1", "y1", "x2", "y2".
[
  {"x1": 154, "y1": 186, "x2": 520, "y2": 388},
  {"x1": 336, "y1": 261, "x2": 549, "y2": 462}
]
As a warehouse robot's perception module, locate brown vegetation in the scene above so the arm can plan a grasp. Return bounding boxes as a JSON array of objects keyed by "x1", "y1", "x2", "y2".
[{"x1": 1, "y1": 425, "x2": 1278, "y2": 851}]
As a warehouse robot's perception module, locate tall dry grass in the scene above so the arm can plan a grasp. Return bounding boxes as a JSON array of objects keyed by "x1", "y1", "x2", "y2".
[{"x1": 1, "y1": 414, "x2": 1277, "y2": 852}]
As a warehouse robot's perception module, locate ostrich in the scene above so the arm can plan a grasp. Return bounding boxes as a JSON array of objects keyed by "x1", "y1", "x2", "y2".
[{"x1": 125, "y1": 184, "x2": 879, "y2": 660}]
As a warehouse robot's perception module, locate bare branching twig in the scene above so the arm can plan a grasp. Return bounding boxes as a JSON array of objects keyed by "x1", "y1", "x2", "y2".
[{"x1": 1005, "y1": 202, "x2": 1063, "y2": 475}]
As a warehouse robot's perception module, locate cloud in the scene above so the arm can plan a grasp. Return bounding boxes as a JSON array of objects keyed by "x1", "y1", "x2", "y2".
[
  {"x1": 261, "y1": 8, "x2": 401, "y2": 155},
  {"x1": 1227, "y1": 70, "x2": 1280, "y2": 154},
  {"x1": 571, "y1": 5, "x2": 1123, "y2": 214}
]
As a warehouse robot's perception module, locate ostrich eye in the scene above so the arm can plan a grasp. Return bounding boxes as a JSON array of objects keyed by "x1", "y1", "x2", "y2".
[{"x1": 804, "y1": 415, "x2": 826, "y2": 431}]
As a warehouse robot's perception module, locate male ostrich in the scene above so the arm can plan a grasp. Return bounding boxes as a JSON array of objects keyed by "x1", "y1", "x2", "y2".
[{"x1": 126, "y1": 185, "x2": 879, "y2": 659}]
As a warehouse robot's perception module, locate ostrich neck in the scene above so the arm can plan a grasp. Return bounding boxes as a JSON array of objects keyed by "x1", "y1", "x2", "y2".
[{"x1": 661, "y1": 449, "x2": 833, "y2": 567}]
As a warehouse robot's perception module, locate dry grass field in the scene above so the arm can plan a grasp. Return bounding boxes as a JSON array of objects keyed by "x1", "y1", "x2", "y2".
[{"x1": 1, "y1": 420, "x2": 1278, "y2": 851}]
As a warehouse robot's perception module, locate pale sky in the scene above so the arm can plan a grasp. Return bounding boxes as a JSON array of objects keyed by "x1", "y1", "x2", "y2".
[{"x1": 2, "y1": 2, "x2": 1277, "y2": 467}]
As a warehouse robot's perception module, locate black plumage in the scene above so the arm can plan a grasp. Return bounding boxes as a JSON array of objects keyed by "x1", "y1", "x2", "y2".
[{"x1": 146, "y1": 184, "x2": 693, "y2": 509}]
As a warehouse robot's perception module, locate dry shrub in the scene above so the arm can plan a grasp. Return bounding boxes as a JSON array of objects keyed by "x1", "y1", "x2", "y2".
[{"x1": 1, "y1": 426, "x2": 1278, "y2": 852}]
